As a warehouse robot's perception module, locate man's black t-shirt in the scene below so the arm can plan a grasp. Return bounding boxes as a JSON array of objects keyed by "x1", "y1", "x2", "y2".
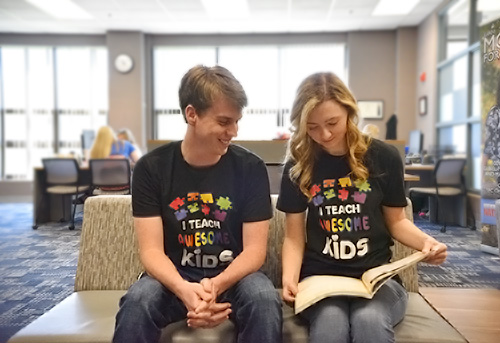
[
  {"x1": 277, "y1": 139, "x2": 407, "y2": 280},
  {"x1": 132, "y1": 141, "x2": 272, "y2": 282}
]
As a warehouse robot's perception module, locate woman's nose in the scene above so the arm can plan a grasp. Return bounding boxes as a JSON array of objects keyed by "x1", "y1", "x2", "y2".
[{"x1": 321, "y1": 127, "x2": 332, "y2": 140}]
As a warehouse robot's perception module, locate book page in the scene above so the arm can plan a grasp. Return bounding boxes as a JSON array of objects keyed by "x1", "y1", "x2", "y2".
[
  {"x1": 361, "y1": 251, "x2": 428, "y2": 291},
  {"x1": 295, "y1": 275, "x2": 373, "y2": 314},
  {"x1": 294, "y1": 251, "x2": 428, "y2": 314}
]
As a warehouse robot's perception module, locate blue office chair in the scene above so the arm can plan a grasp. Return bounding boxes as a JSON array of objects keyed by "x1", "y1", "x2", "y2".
[{"x1": 38, "y1": 158, "x2": 90, "y2": 230}]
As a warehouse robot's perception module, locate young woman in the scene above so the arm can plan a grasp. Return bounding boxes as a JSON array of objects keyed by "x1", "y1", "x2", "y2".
[
  {"x1": 117, "y1": 128, "x2": 143, "y2": 156},
  {"x1": 278, "y1": 72, "x2": 447, "y2": 343},
  {"x1": 89, "y1": 126, "x2": 141, "y2": 165}
]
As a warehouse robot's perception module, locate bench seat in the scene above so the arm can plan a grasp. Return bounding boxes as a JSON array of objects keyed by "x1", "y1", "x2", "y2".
[{"x1": 9, "y1": 195, "x2": 467, "y2": 343}]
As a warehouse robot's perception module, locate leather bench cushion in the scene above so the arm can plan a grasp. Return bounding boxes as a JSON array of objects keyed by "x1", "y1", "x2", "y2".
[
  {"x1": 9, "y1": 291, "x2": 466, "y2": 343},
  {"x1": 8, "y1": 291, "x2": 125, "y2": 343}
]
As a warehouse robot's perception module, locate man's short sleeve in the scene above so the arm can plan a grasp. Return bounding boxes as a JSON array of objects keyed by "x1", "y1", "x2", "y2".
[
  {"x1": 241, "y1": 157, "x2": 272, "y2": 222},
  {"x1": 132, "y1": 156, "x2": 162, "y2": 217}
]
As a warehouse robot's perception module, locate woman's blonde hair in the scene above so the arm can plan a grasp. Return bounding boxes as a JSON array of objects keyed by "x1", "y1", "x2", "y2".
[
  {"x1": 117, "y1": 128, "x2": 137, "y2": 145},
  {"x1": 89, "y1": 126, "x2": 116, "y2": 159},
  {"x1": 287, "y1": 72, "x2": 370, "y2": 199}
]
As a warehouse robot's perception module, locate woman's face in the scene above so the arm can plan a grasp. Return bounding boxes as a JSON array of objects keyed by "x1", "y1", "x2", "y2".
[{"x1": 306, "y1": 100, "x2": 349, "y2": 155}]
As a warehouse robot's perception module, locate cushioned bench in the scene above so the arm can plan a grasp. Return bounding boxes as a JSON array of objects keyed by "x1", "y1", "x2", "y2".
[{"x1": 9, "y1": 195, "x2": 467, "y2": 343}]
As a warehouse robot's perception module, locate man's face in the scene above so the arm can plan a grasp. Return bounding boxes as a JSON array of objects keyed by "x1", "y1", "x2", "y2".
[{"x1": 192, "y1": 97, "x2": 242, "y2": 157}]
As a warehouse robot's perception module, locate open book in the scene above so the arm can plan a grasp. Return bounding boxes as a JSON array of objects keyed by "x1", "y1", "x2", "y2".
[{"x1": 294, "y1": 251, "x2": 428, "y2": 314}]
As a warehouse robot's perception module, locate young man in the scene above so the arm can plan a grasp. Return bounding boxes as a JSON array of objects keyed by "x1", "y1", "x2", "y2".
[{"x1": 113, "y1": 65, "x2": 282, "y2": 343}]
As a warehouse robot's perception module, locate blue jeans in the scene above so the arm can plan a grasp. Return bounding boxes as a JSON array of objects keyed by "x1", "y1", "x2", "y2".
[
  {"x1": 113, "y1": 271, "x2": 282, "y2": 343},
  {"x1": 300, "y1": 279, "x2": 408, "y2": 343}
]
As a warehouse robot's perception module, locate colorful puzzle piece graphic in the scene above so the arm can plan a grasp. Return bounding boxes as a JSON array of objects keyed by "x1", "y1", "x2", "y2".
[
  {"x1": 354, "y1": 179, "x2": 371, "y2": 192},
  {"x1": 338, "y1": 177, "x2": 352, "y2": 188},
  {"x1": 187, "y1": 192, "x2": 199, "y2": 202},
  {"x1": 187, "y1": 203, "x2": 200, "y2": 213},
  {"x1": 202, "y1": 204, "x2": 210, "y2": 215},
  {"x1": 174, "y1": 208, "x2": 188, "y2": 221},
  {"x1": 312, "y1": 194, "x2": 325, "y2": 206},
  {"x1": 310, "y1": 184, "x2": 321, "y2": 197},
  {"x1": 323, "y1": 179, "x2": 335, "y2": 188},
  {"x1": 217, "y1": 196, "x2": 232, "y2": 210},
  {"x1": 214, "y1": 210, "x2": 227, "y2": 221},
  {"x1": 323, "y1": 188, "x2": 336, "y2": 199},
  {"x1": 169, "y1": 197, "x2": 185, "y2": 210},
  {"x1": 352, "y1": 191, "x2": 367, "y2": 204},
  {"x1": 338, "y1": 188, "x2": 349, "y2": 201},
  {"x1": 200, "y1": 193, "x2": 214, "y2": 203}
]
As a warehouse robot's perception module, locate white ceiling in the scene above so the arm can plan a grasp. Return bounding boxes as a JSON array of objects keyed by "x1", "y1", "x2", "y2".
[{"x1": 0, "y1": 0, "x2": 448, "y2": 35}]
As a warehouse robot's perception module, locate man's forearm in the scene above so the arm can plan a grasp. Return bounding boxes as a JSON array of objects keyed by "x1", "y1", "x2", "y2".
[
  {"x1": 140, "y1": 249, "x2": 188, "y2": 297},
  {"x1": 211, "y1": 247, "x2": 266, "y2": 295}
]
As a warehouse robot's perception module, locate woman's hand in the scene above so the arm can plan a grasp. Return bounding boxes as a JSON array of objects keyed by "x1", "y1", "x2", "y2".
[
  {"x1": 421, "y1": 238, "x2": 447, "y2": 265},
  {"x1": 282, "y1": 279, "x2": 299, "y2": 303}
]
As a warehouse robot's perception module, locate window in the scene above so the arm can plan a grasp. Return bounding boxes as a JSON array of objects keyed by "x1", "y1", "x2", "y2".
[
  {"x1": 440, "y1": 0, "x2": 469, "y2": 61},
  {"x1": 153, "y1": 44, "x2": 346, "y2": 140},
  {"x1": 218, "y1": 46, "x2": 280, "y2": 140},
  {"x1": 56, "y1": 48, "x2": 108, "y2": 155},
  {"x1": 154, "y1": 47, "x2": 216, "y2": 140},
  {"x1": 438, "y1": 55, "x2": 467, "y2": 123},
  {"x1": 0, "y1": 46, "x2": 107, "y2": 180},
  {"x1": 1, "y1": 47, "x2": 53, "y2": 180},
  {"x1": 437, "y1": 0, "x2": 497, "y2": 190}
]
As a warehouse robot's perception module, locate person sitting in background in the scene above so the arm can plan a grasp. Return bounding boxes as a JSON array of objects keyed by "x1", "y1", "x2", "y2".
[
  {"x1": 361, "y1": 123, "x2": 380, "y2": 138},
  {"x1": 89, "y1": 126, "x2": 141, "y2": 165},
  {"x1": 117, "y1": 128, "x2": 142, "y2": 156}
]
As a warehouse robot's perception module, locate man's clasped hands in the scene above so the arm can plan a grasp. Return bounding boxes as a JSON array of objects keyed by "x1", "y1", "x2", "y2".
[{"x1": 181, "y1": 278, "x2": 231, "y2": 328}]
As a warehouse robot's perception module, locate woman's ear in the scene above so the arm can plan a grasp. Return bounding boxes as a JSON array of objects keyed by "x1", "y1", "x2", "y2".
[{"x1": 185, "y1": 105, "x2": 197, "y2": 125}]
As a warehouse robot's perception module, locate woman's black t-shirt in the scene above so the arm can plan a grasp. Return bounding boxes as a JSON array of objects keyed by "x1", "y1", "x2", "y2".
[{"x1": 277, "y1": 139, "x2": 407, "y2": 280}]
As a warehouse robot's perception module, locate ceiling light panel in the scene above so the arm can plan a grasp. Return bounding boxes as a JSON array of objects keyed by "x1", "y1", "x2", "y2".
[
  {"x1": 158, "y1": 0, "x2": 205, "y2": 20},
  {"x1": 201, "y1": 0, "x2": 250, "y2": 19},
  {"x1": 291, "y1": 0, "x2": 332, "y2": 20},
  {"x1": 247, "y1": 0, "x2": 288, "y2": 18},
  {"x1": 25, "y1": 0, "x2": 93, "y2": 19},
  {"x1": 158, "y1": 0, "x2": 202, "y2": 12},
  {"x1": 372, "y1": 0, "x2": 420, "y2": 16}
]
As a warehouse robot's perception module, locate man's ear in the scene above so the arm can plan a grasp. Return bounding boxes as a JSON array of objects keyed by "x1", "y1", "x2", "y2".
[{"x1": 185, "y1": 105, "x2": 197, "y2": 125}]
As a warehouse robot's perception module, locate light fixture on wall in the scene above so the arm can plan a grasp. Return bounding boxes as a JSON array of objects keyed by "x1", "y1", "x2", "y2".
[
  {"x1": 372, "y1": 0, "x2": 419, "y2": 16},
  {"x1": 25, "y1": 0, "x2": 93, "y2": 20}
]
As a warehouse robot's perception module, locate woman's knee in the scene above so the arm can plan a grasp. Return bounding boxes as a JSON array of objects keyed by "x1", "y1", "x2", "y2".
[{"x1": 303, "y1": 299, "x2": 350, "y2": 343}]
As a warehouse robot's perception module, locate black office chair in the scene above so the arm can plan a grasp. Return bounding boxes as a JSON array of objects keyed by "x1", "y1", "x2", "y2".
[
  {"x1": 409, "y1": 158, "x2": 474, "y2": 233},
  {"x1": 89, "y1": 158, "x2": 131, "y2": 195},
  {"x1": 38, "y1": 158, "x2": 90, "y2": 230}
]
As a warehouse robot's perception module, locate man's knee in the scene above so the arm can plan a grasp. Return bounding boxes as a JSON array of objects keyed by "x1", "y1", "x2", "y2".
[
  {"x1": 240, "y1": 273, "x2": 279, "y2": 302},
  {"x1": 121, "y1": 276, "x2": 165, "y2": 309}
]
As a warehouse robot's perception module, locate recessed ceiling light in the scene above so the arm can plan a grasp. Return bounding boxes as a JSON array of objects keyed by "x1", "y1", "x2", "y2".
[
  {"x1": 372, "y1": 0, "x2": 420, "y2": 16},
  {"x1": 201, "y1": 0, "x2": 249, "y2": 19},
  {"x1": 25, "y1": 0, "x2": 93, "y2": 20}
]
